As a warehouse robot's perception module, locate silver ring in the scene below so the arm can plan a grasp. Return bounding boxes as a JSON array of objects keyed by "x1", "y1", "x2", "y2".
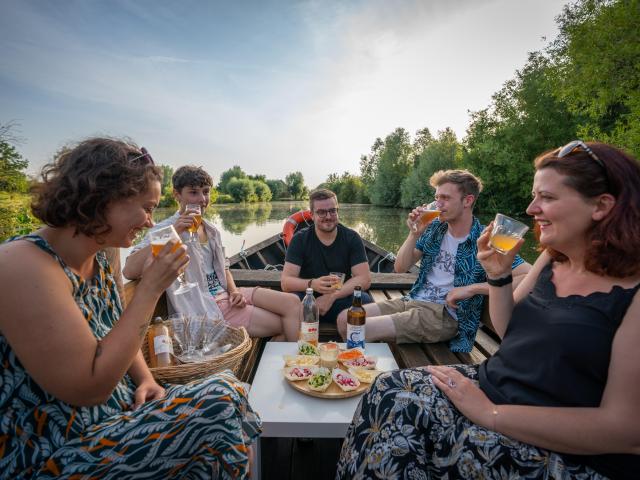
[{"x1": 447, "y1": 378, "x2": 457, "y2": 388}]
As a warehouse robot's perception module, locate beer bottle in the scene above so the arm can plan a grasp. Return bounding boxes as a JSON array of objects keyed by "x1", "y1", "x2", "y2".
[
  {"x1": 300, "y1": 288, "x2": 319, "y2": 346},
  {"x1": 147, "y1": 317, "x2": 173, "y2": 368},
  {"x1": 346, "y1": 286, "x2": 366, "y2": 349}
]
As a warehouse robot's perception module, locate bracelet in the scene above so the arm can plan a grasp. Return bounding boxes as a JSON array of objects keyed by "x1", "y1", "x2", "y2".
[
  {"x1": 487, "y1": 274, "x2": 513, "y2": 287},
  {"x1": 492, "y1": 406, "x2": 499, "y2": 431},
  {"x1": 307, "y1": 278, "x2": 313, "y2": 289}
]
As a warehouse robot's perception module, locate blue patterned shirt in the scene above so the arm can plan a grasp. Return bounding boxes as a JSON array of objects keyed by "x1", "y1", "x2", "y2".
[{"x1": 408, "y1": 217, "x2": 525, "y2": 352}]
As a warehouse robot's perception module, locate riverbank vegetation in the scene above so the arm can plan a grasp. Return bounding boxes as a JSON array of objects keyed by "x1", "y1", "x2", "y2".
[
  {"x1": 344, "y1": 0, "x2": 640, "y2": 214},
  {"x1": 1, "y1": 0, "x2": 637, "y2": 240}
]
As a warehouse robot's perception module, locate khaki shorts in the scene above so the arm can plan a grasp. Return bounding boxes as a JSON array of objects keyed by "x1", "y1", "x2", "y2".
[{"x1": 377, "y1": 297, "x2": 458, "y2": 344}]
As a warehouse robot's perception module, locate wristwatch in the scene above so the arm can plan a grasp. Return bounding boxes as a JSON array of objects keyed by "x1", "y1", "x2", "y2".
[
  {"x1": 487, "y1": 274, "x2": 513, "y2": 287},
  {"x1": 308, "y1": 278, "x2": 314, "y2": 289}
]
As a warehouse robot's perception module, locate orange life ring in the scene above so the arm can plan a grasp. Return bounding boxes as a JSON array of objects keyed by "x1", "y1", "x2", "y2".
[{"x1": 282, "y1": 210, "x2": 314, "y2": 246}]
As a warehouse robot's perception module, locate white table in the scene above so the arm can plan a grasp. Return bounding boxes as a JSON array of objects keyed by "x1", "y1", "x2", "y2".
[{"x1": 248, "y1": 342, "x2": 398, "y2": 479}]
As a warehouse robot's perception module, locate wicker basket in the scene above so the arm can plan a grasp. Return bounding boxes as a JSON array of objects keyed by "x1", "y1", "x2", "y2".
[{"x1": 142, "y1": 325, "x2": 252, "y2": 384}]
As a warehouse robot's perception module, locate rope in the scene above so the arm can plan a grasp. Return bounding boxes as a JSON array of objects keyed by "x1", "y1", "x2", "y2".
[{"x1": 264, "y1": 264, "x2": 284, "y2": 271}]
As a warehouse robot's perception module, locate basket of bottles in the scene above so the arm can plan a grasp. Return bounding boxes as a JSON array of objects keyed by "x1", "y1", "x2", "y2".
[{"x1": 142, "y1": 314, "x2": 252, "y2": 384}]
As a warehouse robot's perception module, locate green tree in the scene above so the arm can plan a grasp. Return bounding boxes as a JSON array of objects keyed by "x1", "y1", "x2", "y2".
[
  {"x1": 159, "y1": 165, "x2": 174, "y2": 195},
  {"x1": 227, "y1": 177, "x2": 256, "y2": 202},
  {"x1": 368, "y1": 128, "x2": 413, "y2": 207},
  {"x1": 217, "y1": 165, "x2": 247, "y2": 193},
  {"x1": 320, "y1": 172, "x2": 369, "y2": 204},
  {"x1": 266, "y1": 179, "x2": 288, "y2": 199},
  {"x1": 0, "y1": 142, "x2": 28, "y2": 192},
  {"x1": 359, "y1": 137, "x2": 384, "y2": 196},
  {"x1": 401, "y1": 128, "x2": 461, "y2": 208},
  {"x1": 548, "y1": 0, "x2": 640, "y2": 155},
  {"x1": 285, "y1": 171, "x2": 307, "y2": 200},
  {"x1": 253, "y1": 181, "x2": 272, "y2": 202},
  {"x1": 0, "y1": 122, "x2": 29, "y2": 193},
  {"x1": 462, "y1": 52, "x2": 580, "y2": 214}
]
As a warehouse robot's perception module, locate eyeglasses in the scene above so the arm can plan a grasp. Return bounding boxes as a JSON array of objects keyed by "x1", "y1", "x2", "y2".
[
  {"x1": 315, "y1": 207, "x2": 339, "y2": 218},
  {"x1": 557, "y1": 140, "x2": 604, "y2": 169},
  {"x1": 128, "y1": 146, "x2": 154, "y2": 166}
]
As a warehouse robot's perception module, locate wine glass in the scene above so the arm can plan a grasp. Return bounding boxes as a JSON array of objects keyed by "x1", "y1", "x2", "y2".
[
  {"x1": 148, "y1": 224, "x2": 197, "y2": 295},
  {"x1": 185, "y1": 204, "x2": 202, "y2": 243}
]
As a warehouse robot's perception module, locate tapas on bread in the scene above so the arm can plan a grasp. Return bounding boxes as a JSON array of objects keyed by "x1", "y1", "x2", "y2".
[{"x1": 283, "y1": 365, "x2": 318, "y2": 381}]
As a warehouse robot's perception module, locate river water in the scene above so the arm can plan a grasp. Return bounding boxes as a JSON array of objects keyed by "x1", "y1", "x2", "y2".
[{"x1": 123, "y1": 201, "x2": 538, "y2": 265}]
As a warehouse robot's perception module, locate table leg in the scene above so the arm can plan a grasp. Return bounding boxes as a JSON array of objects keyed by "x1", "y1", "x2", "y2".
[{"x1": 250, "y1": 437, "x2": 261, "y2": 479}]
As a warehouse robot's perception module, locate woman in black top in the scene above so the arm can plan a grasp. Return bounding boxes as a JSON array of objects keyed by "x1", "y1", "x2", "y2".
[{"x1": 336, "y1": 141, "x2": 640, "y2": 479}]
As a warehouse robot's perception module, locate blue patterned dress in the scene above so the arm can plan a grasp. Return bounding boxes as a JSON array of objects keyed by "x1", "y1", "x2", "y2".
[
  {"x1": 336, "y1": 366, "x2": 606, "y2": 479},
  {"x1": 0, "y1": 235, "x2": 261, "y2": 479}
]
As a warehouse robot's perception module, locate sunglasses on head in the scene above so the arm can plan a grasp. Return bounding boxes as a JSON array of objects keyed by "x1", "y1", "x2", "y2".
[
  {"x1": 557, "y1": 140, "x2": 604, "y2": 168},
  {"x1": 128, "y1": 147, "x2": 154, "y2": 166}
]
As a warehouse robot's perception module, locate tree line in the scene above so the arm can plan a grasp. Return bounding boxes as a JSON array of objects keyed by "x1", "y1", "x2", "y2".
[
  {"x1": 1, "y1": 0, "x2": 638, "y2": 237},
  {"x1": 327, "y1": 0, "x2": 640, "y2": 214},
  {"x1": 157, "y1": 164, "x2": 309, "y2": 207}
]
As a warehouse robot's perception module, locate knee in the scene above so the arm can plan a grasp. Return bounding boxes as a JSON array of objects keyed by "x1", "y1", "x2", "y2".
[
  {"x1": 336, "y1": 311, "x2": 348, "y2": 340},
  {"x1": 285, "y1": 292, "x2": 301, "y2": 310}
]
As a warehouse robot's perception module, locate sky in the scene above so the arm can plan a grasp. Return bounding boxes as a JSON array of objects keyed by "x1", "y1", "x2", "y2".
[{"x1": 0, "y1": 0, "x2": 566, "y2": 188}]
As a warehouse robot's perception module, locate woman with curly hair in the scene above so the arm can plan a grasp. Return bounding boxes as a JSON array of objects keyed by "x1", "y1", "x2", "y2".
[
  {"x1": 336, "y1": 141, "x2": 640, "y2": 479},
  {"x1": 0, "y1": 138, "x2": 260, "y2": 479}
]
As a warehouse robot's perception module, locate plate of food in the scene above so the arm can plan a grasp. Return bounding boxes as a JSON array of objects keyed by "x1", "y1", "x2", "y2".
[{"x1": 283, "y1": 344, "x2": 376, "y2": 399}]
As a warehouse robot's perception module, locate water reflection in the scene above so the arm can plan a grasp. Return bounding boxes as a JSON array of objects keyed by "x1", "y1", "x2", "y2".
[{"x1": 145, "y1": 202, "x2": 538, "y2": 264}]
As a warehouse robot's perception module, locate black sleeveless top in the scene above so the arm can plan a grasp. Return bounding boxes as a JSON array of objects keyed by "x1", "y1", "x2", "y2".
[{"x1": 479, "y1": 262, "x2": 640, "y2": 479}]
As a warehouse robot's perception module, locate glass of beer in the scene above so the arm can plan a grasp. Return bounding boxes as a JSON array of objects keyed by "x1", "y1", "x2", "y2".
[
  {"x1": 185, "y1": 204, "x2": 202, "y2": 243},
  {"x1": 330, "y1": 272, "x2": 346, "y2": 290},
  {"x1": 149, "y1": 225, "x2": 197, "y2": 294},
  {"x1": 319, "y1": 342, "x2": 339, "y2": 370},
  {"x1": 489, "y1": 214, "x2": 529, "y2": 255},
  {"x1": 411, "y1": 202, "x2": 440, "y2": 232}
]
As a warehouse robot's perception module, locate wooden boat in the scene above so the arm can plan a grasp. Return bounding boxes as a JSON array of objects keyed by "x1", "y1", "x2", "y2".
[
  {"x1": 227, "y1": 232, "x2": 420, "y2": 290},
  {"x1": 123, "y1": 230, "x2": 501, "y2": 480}
]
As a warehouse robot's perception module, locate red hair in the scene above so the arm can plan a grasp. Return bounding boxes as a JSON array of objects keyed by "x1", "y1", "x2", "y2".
[{"x1": 534, "y1": 142, "x2": 640, "y2": 277}]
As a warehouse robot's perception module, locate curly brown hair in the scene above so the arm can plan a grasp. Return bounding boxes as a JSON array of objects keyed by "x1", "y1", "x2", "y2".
[
  {"x1": 534, "y1": 141, "x2": 640, "y2": 278},
  {"x1": 31, "y1": 138, "x2": 162, "y2": 239}
]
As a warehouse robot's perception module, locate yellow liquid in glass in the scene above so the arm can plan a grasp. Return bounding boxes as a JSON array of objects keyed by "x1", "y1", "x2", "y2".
[
  {"x1": 490, "y1": 234, "x2": 519, "y2": 254},
  {"x1": 187, "y1": 214, "x2": 202, "y2": 234},
  {"x1": 151, "y1": 240, "x2": 182, "y2": 257},
  {"x1": 419, "y1": 209, "x2": 440, "y2": 226}
]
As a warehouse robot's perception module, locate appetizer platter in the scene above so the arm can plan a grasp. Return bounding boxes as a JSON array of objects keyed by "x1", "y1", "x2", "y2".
[{"x1": 283, "y1": 342, "x2": 384, "y2": 399}]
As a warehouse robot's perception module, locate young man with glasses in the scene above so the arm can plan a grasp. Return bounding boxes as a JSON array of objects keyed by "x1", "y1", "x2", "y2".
[
  {"x1": 336, "y1": 169, "x2": 531, "y2": 352},
  {"x1": 281, "y1": 188, "x2": 372, "y2": 324}
]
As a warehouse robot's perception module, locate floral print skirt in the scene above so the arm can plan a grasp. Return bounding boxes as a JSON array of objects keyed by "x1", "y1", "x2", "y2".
[{"x1": 336, "y1": 365, "x2": 605, "y2": 479}]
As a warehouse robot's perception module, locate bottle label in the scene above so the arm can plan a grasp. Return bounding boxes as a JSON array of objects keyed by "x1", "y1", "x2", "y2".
[
  {"x1": 154, "y1": 335, "x2": 173, "y2": 355},
  {"x1": 300, "y1": 321, "x2": 319, "y2": 343},
  {"x1": 346, "y1": 324, "x2": 365, "y2": 349}
]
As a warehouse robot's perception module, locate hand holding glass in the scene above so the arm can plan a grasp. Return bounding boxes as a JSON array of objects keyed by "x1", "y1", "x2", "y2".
[
  {"x1": 489, "y1": 214, "x2": 529, "y2": 254},
  {"x1": 330, "y1": 272, "x2": 346, "y2": 290},
  {"x1": 185, "y1": 204, "x2": 202, "y2": 243},
  {"x1": 411, "y1": 202, "x2": 440, "y2": 232},
  {"x1": 149, "y1": 225, "x2": 197, "y2": 294}
]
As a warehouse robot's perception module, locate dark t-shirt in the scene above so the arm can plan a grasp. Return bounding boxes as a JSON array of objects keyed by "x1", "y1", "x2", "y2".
[{"x1": 285, "y1": 224, "x2": 368, "y2": 282}]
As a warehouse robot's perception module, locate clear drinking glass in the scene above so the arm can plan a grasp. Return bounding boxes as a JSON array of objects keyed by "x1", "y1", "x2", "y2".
[
  {"x1": 329, "y1": 272, "x2": 346, "y2": 290},
  {"x1": 185, "y1": 204, "x2": 202, "y2": 243},
  {"x1": 148, "y1": 225, "x2": 197, "y2": 294},
  {"x1": 489, "y1": 214, "x2": 529, "y2": 254},
  {"x1": 411, "y1": 201, "x2": 440, "y2": 232}
]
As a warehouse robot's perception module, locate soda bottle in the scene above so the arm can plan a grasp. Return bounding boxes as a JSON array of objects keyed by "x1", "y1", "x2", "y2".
[
  {"x1": 147, "y1": 317, "x2": 173, "y2": 367},
  {"x1": 300, "y1": 288, "x2": 319, "y2": 346},
  {"x1": 346, "y1": 286, "x2": 366, "y2": 349}
]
